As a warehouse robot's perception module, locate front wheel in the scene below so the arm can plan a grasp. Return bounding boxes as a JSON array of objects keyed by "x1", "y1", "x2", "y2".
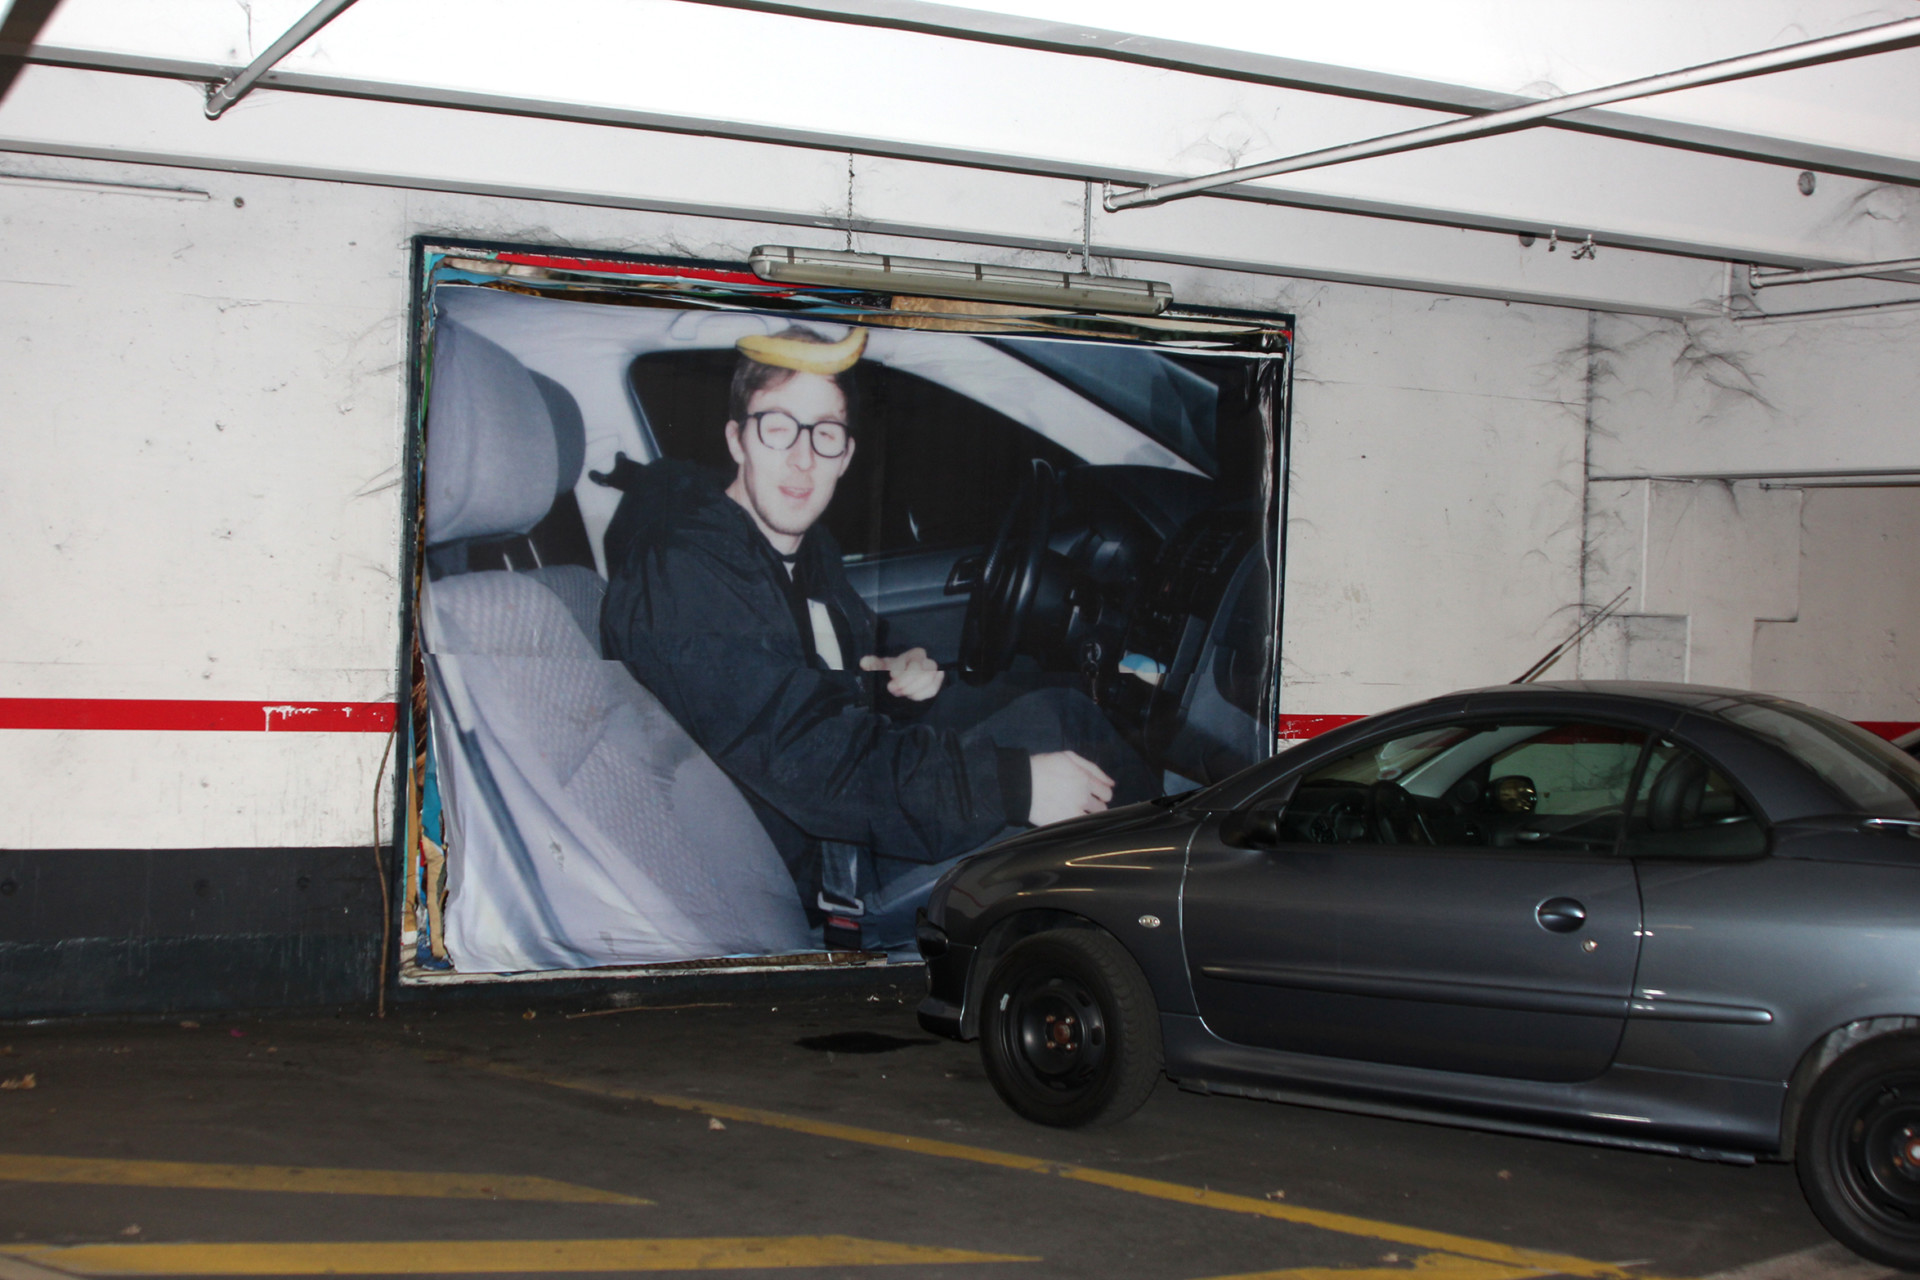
[
  {"x1": 1798, "y1": 1034, "x2": 1920, "y2": 1270},
  {"x1": 979, "y1": 929, "x2": 1162, "y2": 1128}
]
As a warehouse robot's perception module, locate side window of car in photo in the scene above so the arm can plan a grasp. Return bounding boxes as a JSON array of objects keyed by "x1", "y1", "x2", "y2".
[
  {"x1": 1620, "y1": 738, "x2": 1767, "y2": 859},
  {"x1": 628, "y1": 350, "x2": 1079, "y2": 562},
  {"x1": 1257, "y1": 722, "x2": 1648, "y2": 854}
]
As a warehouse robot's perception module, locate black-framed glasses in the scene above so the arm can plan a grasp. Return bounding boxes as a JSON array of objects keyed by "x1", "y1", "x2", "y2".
[{"x1": 745, "y1": 410, "x2": 850, "y2": 458}]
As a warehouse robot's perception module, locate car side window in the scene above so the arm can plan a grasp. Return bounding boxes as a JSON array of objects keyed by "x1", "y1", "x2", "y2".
[
  {"x1": 1622, "y1": 739, "x2": 1767, "y2": 859},
  {"x1": 1271, "y1": 721, "x2": 1646, "y2": 853}
]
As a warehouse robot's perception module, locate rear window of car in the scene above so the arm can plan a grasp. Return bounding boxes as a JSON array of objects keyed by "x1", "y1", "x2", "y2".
[{"x1": 1722, "y1": 701, "x2": 1920, "y2": 819}]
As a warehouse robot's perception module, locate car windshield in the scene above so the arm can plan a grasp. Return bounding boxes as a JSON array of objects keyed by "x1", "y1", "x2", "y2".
[
  {"x1": 989, "y1": 338, "x2": 1221, "y2": 475},
  {"x1": 1722, "y1": 701, "x2": 1920, "y2": 819}
]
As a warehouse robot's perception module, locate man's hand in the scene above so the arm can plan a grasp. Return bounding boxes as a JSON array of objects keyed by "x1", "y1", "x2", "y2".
[
  {"x1": 859, "y1": 647, "x2": 945, "y2": 702},
  {"x1": 1028, "y1": 750, "x2": 1115, "y2": 827}
]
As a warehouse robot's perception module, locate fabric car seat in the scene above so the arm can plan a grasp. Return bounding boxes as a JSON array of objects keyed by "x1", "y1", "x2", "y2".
[
  {"x1": 1636, "y1": 751, "x2": 1760, "y2": 857},
  {"x1": 1647, "y1": 754, "x2": 1711, "y2": 832},
  {"x1": 421, "y1": 315, "x2": 814, "y2": 971}
]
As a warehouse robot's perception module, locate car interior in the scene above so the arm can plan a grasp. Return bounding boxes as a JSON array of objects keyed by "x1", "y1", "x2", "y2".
[
  {"x1": 626, "y1": 330, "x2": 1279, "y2": 788},
  {"x1": 1261, "y1": 721, "x2": 1764, "y2": 858},
  {"x1": 421, "y1": 314, "x2": 816, "y2": 968},
  {"x1": 417, "y1": 285, "x2": 1284, "y2": 966}
]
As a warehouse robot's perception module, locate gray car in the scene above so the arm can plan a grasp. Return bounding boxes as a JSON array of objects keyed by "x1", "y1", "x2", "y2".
[{"x1": 916, "y1": 681, "x2": 1920, "y2": 1270}]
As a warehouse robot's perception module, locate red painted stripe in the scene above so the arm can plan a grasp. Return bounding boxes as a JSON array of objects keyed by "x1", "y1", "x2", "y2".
[
  {"x1": 1277, "y1": 713, "x2": 1365, "y2": 741},
  {"x1": 0, "y1": 699, "x2": 396, "y2": 733},
  {"x1": 1278, "y1": 714, "x2": 1920, "y2": 743},
  {"x1": 0, "y1": 699, "x2": 1904, "y2": 742},
  {"x1": 490, "y1": 253, "x2": 766, "y2": 285}
]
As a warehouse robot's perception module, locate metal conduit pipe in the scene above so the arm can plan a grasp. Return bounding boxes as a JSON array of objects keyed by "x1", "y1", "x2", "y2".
[
  {"x1": 1749, "y1": 257, "x2": 1920, "y2": 288},
  {"x1": 204, "y1": 0, "x2": 358, "y2": 120},
  {"x1": 1105, "y1": 15, "x2": 1920, "y2": 211}
]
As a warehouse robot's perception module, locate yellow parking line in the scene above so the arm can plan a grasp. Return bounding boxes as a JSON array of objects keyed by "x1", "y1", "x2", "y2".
[
  {"x1": 1192, "y1": 1252, "x2": 1548, "y2": 1279},
  {"x1": 0, "y1": 1154, "x2": 645, "y2": 1205},
  {"x1": 479, "y1": 1061, "x2": 1642, "y2": 1280},
  {"x1": 5, "y1": 1236, "x2": 1032, "y2": 1275}
]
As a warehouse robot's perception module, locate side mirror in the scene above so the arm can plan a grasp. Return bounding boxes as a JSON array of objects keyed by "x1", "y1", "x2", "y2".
[{"x1": 1221, "y1": 808, "x2": 1283, "y2": 849}]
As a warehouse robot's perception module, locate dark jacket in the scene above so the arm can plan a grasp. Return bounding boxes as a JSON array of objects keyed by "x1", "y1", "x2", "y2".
[{"x1": 596, "y1": 457, "x2": 1026, "y2": 903}]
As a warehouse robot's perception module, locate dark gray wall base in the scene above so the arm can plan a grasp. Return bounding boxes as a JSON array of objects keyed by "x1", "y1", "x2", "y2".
[
  {"x1": 0, "y1": 934, "x2": 383, "y2": 1021},
  {"x1": 0, "y1": 846, "x2": 386, "y2": 1020},
  {"x1": 0, "y1": 846, "x2": 929, "y2": 1021},
  {"x1": 0, "y1": 846, "x2": 385, "y2": 942}
]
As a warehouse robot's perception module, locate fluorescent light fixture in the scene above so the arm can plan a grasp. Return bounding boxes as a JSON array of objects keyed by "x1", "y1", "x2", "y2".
[{"x1": 750, "y1": 246, "x2": 1172, "y2": 315}]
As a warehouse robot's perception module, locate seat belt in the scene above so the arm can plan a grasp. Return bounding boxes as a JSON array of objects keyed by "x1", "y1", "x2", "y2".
[
  {"x1": 817, "y1": 840, "x2": 866, "y2": 952},
  {"x1": 780, "y1": 546, "x2": 868, "y2": 952}
]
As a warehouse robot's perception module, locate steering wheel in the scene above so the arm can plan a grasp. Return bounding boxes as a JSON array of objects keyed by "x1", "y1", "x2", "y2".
[
  {"x1": 1367, "y1": 781, "x2": 1433, "y2": 846},
  {"x1": 954, "y1": 459, "x2": 1057, "y2": 686}
]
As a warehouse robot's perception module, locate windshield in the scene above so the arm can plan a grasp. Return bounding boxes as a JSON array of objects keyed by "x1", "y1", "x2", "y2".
[
  {"x1": 1722, "y1": 701, "x2": 1920, "y2": 819},
  {"x1": 990, "y1": 338, "x2": 1221, "y2": 475}
]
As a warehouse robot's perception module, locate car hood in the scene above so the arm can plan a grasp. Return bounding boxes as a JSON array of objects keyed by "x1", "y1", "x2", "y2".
[{"x1": 980, "y1": 799, "x2": 1178, "y2": 855}]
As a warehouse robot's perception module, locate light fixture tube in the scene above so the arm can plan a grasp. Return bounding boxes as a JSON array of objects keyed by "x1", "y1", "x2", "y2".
[{"x1": 750, "y1": 246, "x2": 1172, "y2": 315}]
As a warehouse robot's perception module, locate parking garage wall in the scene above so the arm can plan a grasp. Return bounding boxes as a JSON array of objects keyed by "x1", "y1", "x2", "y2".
[
  {"x1": 1577, "y1": 310, "x2": 1920, "y2": 712},
  {"x1": 1, "y1": 152, "x2": 1914, "y2": 1017}
]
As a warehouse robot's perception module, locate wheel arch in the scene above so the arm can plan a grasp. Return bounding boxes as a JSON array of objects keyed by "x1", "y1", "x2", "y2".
[
  {"x1": 960, "y1": 908, "x2": 1129, "y2": 1039},
  {"x1": 1780, "y1": 1015, "x2": 1920, "y2": 1161}
]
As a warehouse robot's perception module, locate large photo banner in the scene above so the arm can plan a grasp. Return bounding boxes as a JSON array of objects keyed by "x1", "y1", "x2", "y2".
[{"x1": 413, "y1": 256, "x2": 1289, "y2": 973}]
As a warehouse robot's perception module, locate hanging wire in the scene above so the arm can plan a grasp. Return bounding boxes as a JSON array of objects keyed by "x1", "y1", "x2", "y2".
[
  {"x1": 370, "y1": 721, "x2": 398, "y2": 1018},
  {"x1": 1082, "y1": 181, "x2": 1094, "y2": 275}
]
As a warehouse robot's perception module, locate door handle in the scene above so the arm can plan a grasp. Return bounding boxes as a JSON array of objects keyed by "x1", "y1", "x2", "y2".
[{"x1": 1535, "y1": 897, "x2": 1587, "y2": 933}]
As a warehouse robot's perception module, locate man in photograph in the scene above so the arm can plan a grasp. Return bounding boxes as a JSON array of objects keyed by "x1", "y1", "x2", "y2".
[{"x1": 598, "y1": 324, "x2": 1154, "y2": 951}]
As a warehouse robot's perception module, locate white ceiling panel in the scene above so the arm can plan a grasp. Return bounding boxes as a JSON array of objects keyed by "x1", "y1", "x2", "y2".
[{"x1": 6, "y1": 0, "x2": 1918, "y2": 314}]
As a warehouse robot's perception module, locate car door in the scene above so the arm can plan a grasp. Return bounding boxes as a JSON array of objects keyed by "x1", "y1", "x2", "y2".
[{"x1": 1181, "y1": 719, "x2": 1649, "y2": 1083}]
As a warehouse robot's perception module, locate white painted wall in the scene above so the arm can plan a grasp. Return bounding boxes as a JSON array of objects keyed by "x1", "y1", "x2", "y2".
[
  {"x1": 1576, "y1": 307, "x2": 1920, "y2": 723},
  {"x1": 1754, "y1": 487, "x2": 1920, "y2": 720},
  {"x1": 0, "y1": 161, "x2": 409, "y2": 850},
  {"x1": 1265, "y1": 286, "x2": 1592, "y2": 713},
  {"x1": 1579, "y1": 479, "x2": 1803, "y2": 687},
  {"x1": 2, "y1": 148, "x2": 1915, "y2": 851},
  {"x1": 1590, "y1": 309, "x2": 1920, "y2": 478}
]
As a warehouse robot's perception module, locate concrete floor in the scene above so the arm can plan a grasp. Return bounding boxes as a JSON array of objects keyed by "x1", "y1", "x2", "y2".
[{"x1": 0, "y1": 978, "x2": 1894, "y2": 1280}]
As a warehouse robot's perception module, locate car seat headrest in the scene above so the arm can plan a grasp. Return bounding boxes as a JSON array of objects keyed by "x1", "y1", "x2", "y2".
[
  {"x1": 425, "y1": 319, "x2": 565, "y2": 545},
  {"x1": 1648, "y1": 753, "x2": 1710, "y2": 833},
  {"x1": 529, "y1": 371, "x2": 586, "y2": 498}
]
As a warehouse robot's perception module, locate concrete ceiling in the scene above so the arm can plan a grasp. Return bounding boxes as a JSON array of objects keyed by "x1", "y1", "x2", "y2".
[{"x1": 2, "y1": 0, "x2": 1917, "y2": 315}]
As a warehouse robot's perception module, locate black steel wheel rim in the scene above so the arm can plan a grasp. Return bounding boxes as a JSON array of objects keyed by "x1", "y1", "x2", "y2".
[
  {"x1": 1835, "y1": 1073, "x2": 1920, "y2": 1232},
  {"x1": 1007, "y1": 972, "x2": 1109, "y2": 1092}
]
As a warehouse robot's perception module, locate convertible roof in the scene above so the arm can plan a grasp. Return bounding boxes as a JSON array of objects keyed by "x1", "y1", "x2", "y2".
[{"x1": 1451, "y1": 680, "x2": 1773, "y2": 710}]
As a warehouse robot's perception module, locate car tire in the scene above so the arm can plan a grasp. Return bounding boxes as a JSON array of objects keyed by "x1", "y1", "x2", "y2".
[
  {"x1": 978, "y1": 929, "x2": 1162, "y2": 1128},
  {"x1": 1797, "y1": 1034, "x2": 1920, "y2": 1270}
]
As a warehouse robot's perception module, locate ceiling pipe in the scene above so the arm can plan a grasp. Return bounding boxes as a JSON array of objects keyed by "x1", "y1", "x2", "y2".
[
  {"x1": 1748, "y1": 256, "x2": 1920, "y2": 288},
  {"x1": 676, "y1": 0, "x2": 1920, "y2": 186},
  {"x1": 1734, "y1": 296, "x2": 1920, "y2": 324},
  {"x1": 1590, "y1": 466, "x2": 1920, "y2": 483},
  {"x1": 204, "y1": 0, "x2": 357, "y2": 120},
  {"x1": 1105, "y1": 15, "x2": 1920, "y2": 211},
  {"x1": 10, "y1": 39, "x2": 1906, "y2": 271}
]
